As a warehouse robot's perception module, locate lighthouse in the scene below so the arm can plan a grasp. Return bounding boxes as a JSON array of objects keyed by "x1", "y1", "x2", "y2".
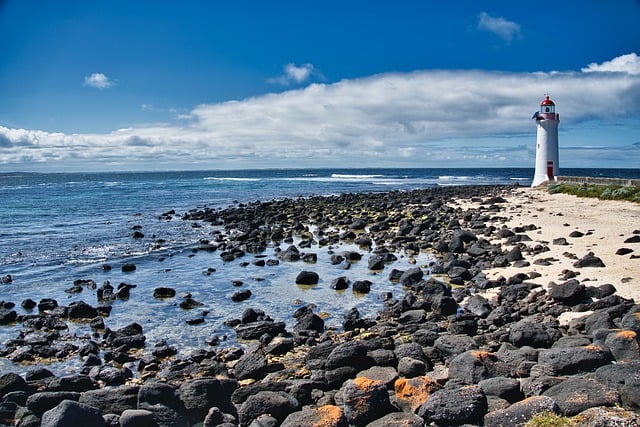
[{"x1": 531, "y1": 95, "x2": 560, "y2": 187}]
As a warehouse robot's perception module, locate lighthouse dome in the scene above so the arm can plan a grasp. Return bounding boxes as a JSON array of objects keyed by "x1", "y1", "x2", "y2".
[{"x1": 541, "y1": 96, "x2": 555, "y2": 106}]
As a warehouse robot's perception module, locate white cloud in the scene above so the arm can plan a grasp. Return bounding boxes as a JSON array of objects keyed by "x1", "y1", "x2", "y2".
[
  {"x1": 581, "y1": 53, "x2": 640, "y2": 75},
  {"x1": 477, "y1": 12, "x2": 521, "y2": 43},
  {"x1": 2, "y1": 54, "x2": 639, "y2": 170},
  {"x1": 268, "y1": 63, "x2": 318, "y2": 85},
  {"x1": 83, "y1": 72, "x2": 114, "y2": 89}
]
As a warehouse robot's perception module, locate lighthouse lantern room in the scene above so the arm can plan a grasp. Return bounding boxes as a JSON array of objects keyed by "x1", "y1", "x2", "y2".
[{"x1": 531, "y1": 95, "x2": 560, "y2": 187}]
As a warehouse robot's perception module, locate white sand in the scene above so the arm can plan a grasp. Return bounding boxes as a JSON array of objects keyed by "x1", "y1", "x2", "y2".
[{"x1": 454, "y1": 187, "x2": 640, "y2": 303}]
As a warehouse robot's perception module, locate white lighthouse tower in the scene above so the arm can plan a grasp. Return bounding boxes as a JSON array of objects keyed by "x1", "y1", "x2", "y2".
[{"x1": 531, "y1": 95, "x2": 560, "y2": 187}]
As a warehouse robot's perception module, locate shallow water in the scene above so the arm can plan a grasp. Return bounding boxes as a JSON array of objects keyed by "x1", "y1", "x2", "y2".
[{"x1": 1, "y1": 168, "x2": 638, "y2": 375}]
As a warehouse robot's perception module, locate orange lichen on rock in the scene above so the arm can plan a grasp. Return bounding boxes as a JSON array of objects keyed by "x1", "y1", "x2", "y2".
[
  {"x1": 471, "y1": 350, "x2": 493, "y2": 361},
  {"x1": 353, "y1": 376, "x2": 381, "y2": 392},
  {"x1": 616, "y1": 330, "x2": 637, "y2": 340},
  {"x1": 312, "y1": 405, "x2": 345, "y2": 427},
  {"x1": 394, "y1": 376, "x2": 441, "y2": 412},
  {"x1": 584, "y1": 344, "x2": 606, "y2": 352}
]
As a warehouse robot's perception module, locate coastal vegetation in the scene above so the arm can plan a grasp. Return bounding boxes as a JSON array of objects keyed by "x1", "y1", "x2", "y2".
[{"x1": 548, "y1": 182, "x2": 640, "y2": 203}]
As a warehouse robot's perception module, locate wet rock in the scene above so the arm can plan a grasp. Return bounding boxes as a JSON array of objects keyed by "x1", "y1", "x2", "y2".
[
  {"x1": 38, "y1": 298, "x2": 58, "y2": 312},
  {"x1": 153, "y1": 287, "x2": 176, "y2": 298},
  {"x1": 281, "y1": 405, "x2": 348, "y2": 427},
  {"x1": 352, "y1": 280, "x2": 372, "y2": 294},
  {"x1": 238, "y1": 391, "x2": 300, "y2": 427},
  {"x1": 342, "y1": 378, "x2": 391, "y2": 426},
  {"x1": 0, "y1": 308, "x2": 17, "y2": 325},
  {"x1": 483, "y1": 395, "x2": 560, "y2": 427},
  {"x1": 277, "y1": 246, "x2": 300, "y2": 262},
  {"x1": 41, "y1": 399, "x2": 106, "y2": 427},
  {"x1": 231, "y1": 289, "x2": 252, "y2": 302},
  {"x1": 542, "y1": 376, "x2": 621, "y2": 416},
  {"x1": 68, "y1": 301, "x2": 99, "y2": 319},
  {"x1": 538, "y1": 344, "x2": 612, "y2": 375},
  {"x1": 121, "y1": 263, "x2": 136, "y2": 273},
  {"x1": 418, "y1": 384, "x2": 487, "y2": 426},
  {"x1": 331, "y1": 276, "x2": 349, "y2": 290},
  {"x1": 179, "y1": 295, "x2": 204, "y2": 308},
  {"x1": 295, "y1": 271, "x2": 319, "y2": 285}
]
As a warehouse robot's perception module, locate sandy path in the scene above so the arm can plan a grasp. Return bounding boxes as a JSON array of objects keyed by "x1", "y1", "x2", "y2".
[{"x1": 455, "y1": 187, "x2": 640, "y2": 303}]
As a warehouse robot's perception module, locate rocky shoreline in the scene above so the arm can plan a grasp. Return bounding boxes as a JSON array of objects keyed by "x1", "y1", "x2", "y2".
[{"x1": 1, "y1": 184, "x2": 639, "y2": 426}]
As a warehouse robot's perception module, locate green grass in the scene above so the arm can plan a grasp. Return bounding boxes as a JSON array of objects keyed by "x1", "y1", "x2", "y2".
[
  {"x1": 547, "y1": 183, "x2": 640, "y2": 203},
  {"x1": 525, "y1": 411, "x2": 576, "y2": 427}
]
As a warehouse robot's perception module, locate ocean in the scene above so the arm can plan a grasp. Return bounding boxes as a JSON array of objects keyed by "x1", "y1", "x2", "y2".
[{"x1": 1, "y1": 167, "x2": 638, "y2": 375}]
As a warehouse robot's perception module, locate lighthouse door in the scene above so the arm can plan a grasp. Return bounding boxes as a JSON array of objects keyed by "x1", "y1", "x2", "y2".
[{"x1": 547, "y1": 161, "x2": 554, "y2": 180}]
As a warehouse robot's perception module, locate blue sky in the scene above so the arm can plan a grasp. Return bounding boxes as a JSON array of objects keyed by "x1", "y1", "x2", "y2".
[{"x1": 1, "y1": 1, "x2": 639, "y2": 171}]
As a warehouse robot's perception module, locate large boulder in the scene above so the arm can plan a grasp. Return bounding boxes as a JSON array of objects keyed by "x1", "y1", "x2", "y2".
[
  {"x1": 78, "y1": 385, "x2": 139, "y2": 415},
  {"x1": 0, "y1": 373, "x2": 29, "y2": 399},
  {"x1": 342, "y1": 378, "x2": 391, "y2": 426},
  {"x1": 418, "y1": 384, "x2": 487, "y2": 426},
  {"x1": 238, "y1": 391, "x2": 300, "y2": 427},
  {"x1": 325, "y1": 341, "x2": 371, "y2": 371},
  {"x1": 508, "y1": 319, "x2": 555, "y2": 348},
  {"x1": 41, "y1": 400, "x2": 106, "y2": 427},
  {"x1": 234, "y1": 347, "x2": 268, "y2": 381},
  {"x1": 178, "y1": 378, "x2": 230, "y2": 422},
  {"x1": 538, "y1": 344, "x2": 612, "y2": 375},
  {"x1": 542, "y1": 376, "x2": 621, "y2": 416},
  {"x1": 26, "y1": 392, "x2": 81, "y2": 417},
  {"x1": 448, "y1": 350, "x2": 506, "y2": 384}
]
